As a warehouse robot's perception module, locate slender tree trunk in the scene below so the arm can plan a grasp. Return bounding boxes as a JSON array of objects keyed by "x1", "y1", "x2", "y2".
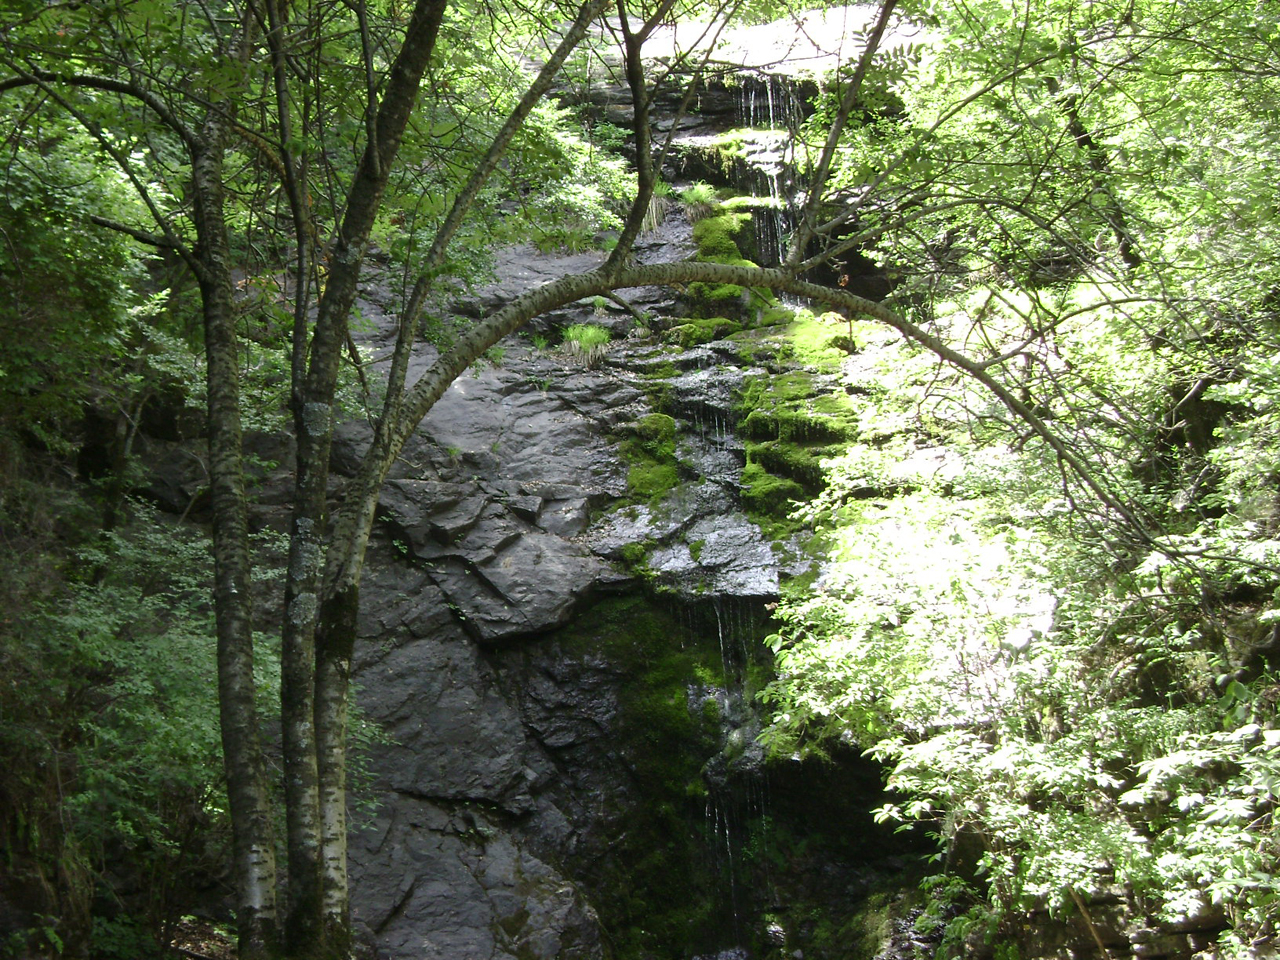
[
  {"x1": 260, "y1": 0, "x2": 329, "y2": 946},
  {"x1": 314, "y1": 583, "x2": 360, "y2": 954},
  {"x1": 276, "y1": 3, "x2": 448, "y2": 953},
  {"x1": 191, "y1": 135, "x2": 280, "y2": 960}
]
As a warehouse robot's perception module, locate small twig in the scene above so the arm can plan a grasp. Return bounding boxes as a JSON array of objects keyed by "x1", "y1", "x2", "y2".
[
  {"x1": 604, "y1": 291, "x2": 646, "y2": 326},
  {"x1": 1068, "y1": 887, "x2": 1115, "y2": 960}
]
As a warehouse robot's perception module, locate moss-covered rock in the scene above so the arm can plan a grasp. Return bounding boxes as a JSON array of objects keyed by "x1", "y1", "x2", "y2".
[
  {"x1": 741, "y1": 461, "x2": 807, "y2": 516},
  {"x1": 692, "y1": 209, "x2": 753, "y2": 260},
  {"x1": 741, "y1": 407, "x2": 851, "y2": 444},
  {"x1": 617, "y1": 413, "x2": 681, "y2": 504},
  {"x1": 626, "y1": 460, "x2": 680, "y2": 502},
  {"x1": 663, "y1": 315, "x2": 743, "y2": 348},
  {"x1": 733, "y1": 367, "x2": 860, "y2": 531},
  {"x1": 629, "y1": 412, "x2": 677, "y2": 453},
  {"x1": 747, "y1": 439, "x2": 829, "y2": 489},
  {"x1": 685, "y1": 208, "x2": 777, "y2": 320},
  {"x1": 783, "y1": 313, "x2": 856, "y2": 372},
  {"x1": 541, "y1": 596, "x2": 731, "y2": 958}
]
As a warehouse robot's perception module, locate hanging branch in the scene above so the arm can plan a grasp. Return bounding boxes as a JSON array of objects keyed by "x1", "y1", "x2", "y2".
[
  {"x1": 787, "y1": 0, "x2": 898, "y2": 267},
  {"x1": 364, "y1": 0, "x2": 611, "y2": 510}
]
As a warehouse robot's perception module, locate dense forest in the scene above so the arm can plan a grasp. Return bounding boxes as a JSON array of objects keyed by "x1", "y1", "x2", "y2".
[{"x1": 2, "y1": 0, "x2": 1280, "y2": 957}]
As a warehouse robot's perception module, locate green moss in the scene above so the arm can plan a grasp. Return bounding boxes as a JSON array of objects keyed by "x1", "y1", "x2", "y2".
[
  {"x1": 741, "y1": 461, "x2": 806, "y2": 516},
  {"x1": 627, "y1": 461, "x2": 680, "y2": 501},
  {"x1": 542, "y1": 596, "x2": 728, "y2": 958},
  {"x1": 635, "y1": 377, "x2": 674, "y2": 415},
  {"x1": 619, "y1": 540, "x2": 654, "y2": 571},
  {"x1": 758, "y1": 305, "x2": 796, "y2": 327},
  {"x1": 733, "y1": 369, "x2": 863, "y2": 540},
  {"x1": 629, "y1": 412, "x2": 675, "y2": 454},
  {"x1": 692, "y1": 210, "x2": 752, "y2": 259},
  {"x1": 664, "y1": 316, "x2": 743, "y2": 347},
  {"x1": 617, "y1": 413, "x2": 680, "y2": 505},
  {"x1": 636, "y1": 359, "x2": 679, "y2": 380},
  {"x1": 786, "y1": 313, "x2": 852, "y2": 373},
  {"x1": 737, "y1": 368, "x2": 816, "y2": 408},
  {"x1": 721, "y1": 192, "x2": 779, "y2": 212},
  {"x1": 727, "y1": 325, "x2": 789, "y2": 365},
  {"x1": 685, "y1": 209, "x2": 778, "y2": 319},
  {"x1": 750, "y1": 440, "x2": 831, "y2": 488},
  {"x1": 741, "y1": 408, "x2": 851, "y2": 444}
]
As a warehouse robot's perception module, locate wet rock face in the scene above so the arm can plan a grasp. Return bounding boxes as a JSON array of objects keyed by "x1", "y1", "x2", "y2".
[
  {"x1": 323, "y1": 43, "x2": 918, "y2": 958},
  {"x1": 350, "y1": 558, "x2": 614, "y2": 960},
  {"x1": 342, "y1": 276, "x2": 923, "y2": 956},
  {"x1": 341, "y1": 209, "x2": 800, "y2": 958},
  {"x1": 350, "y1": 796, "x2": 605, "y2": 960},
  {"x1": 108, "y1": 49, "x2": 913, "y2": 959}
]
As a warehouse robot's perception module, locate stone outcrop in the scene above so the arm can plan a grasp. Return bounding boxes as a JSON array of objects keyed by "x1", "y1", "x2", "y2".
[
  {"x1": 318, "y1": 180, "x2": 930, "y2": 956},
  {"x1": 109, "y1": 19, "x2": 1247, "y2": 960}
]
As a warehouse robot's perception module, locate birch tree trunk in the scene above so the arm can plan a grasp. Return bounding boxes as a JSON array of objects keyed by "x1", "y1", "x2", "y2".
[
  {"x1": 191, "y1": 130, "x2": 281, "y2": 959},
  {"x1": 276, "y1": 2, "x2": 448, "y2": 952}
]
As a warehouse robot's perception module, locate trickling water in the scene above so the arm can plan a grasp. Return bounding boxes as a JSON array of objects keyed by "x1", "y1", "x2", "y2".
[
  {"x1": 734, "y1": 72, "x2": 806, "y2": 270},
  {"x1": 686, "y1": 594, "x2": 774, "y2": 956},
  {"x1": 713, "y1": 600, "x2": 731, "y2": 680},
  {"x1": 693, "y1": 949, "x2": 749, "y2": 960}
]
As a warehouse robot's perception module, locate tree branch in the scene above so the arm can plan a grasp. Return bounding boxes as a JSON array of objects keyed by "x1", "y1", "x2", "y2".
[
  {"x1": 384, "y1": 0, "x2": 610, "y2": 430},
  {"x1": 322, "y1": 256, "x2": 1151, "y2": 607},
  {"x1": 0, "y1": 67, "x2": 198, "y2": 148},
  {"x1": 787, "y1": 0, "x2": 898, "y2": 267},
  {"x1": 88, "y1": 214, "x2": 181, "y2": 250}
]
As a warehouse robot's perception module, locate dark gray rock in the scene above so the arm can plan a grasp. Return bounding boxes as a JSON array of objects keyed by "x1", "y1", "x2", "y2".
[
  {"x1": 330, "y1": 50, "x2": 891, "y2": 959},
  {"x1": 349, "y1": 799, "x2": 603, "y2": 960}
]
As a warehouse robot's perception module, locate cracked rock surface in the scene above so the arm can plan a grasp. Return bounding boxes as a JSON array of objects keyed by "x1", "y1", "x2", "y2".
[{"x1": 343, "y1": 215, "x2": 800, "y2": 958}]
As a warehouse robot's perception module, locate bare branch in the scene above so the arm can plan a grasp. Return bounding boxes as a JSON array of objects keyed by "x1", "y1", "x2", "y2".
[
  {"x1": 787, "y1": 0, "x2": 898, "y2": 267},
  {"x1": 0, "y1": 67, "x2": 198, "y2": 148},
  {"x1": 88, "y1": 214, "x2": 180, "y2": 250}
]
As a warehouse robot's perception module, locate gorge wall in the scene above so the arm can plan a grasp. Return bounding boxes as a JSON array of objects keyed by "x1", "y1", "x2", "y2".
[
  {"x1": 333, "y1": 224, "x2": 920, "y2": 959},
  {"x1": 111, "y1": 43, "x2": 925, "y2": 958},
  {"x1": 303, "y1": 40, "x2": 929, "y2": 958}
]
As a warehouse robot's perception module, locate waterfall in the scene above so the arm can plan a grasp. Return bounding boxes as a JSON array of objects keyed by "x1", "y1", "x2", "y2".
[
  {"x1": 734, "y1": 71, "x2": 807, "y2": 269},
  {"x1": 687, "y1": 593, "x2": 774, "y2": 955}
]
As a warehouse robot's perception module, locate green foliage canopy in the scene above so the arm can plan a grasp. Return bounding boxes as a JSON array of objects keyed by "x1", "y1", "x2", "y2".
[{"x1": 763, "y1": 0, "x2": 1280, "y2": 953}]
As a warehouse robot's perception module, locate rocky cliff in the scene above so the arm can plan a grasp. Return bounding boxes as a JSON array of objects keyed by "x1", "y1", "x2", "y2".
[{"x1": 330, "y1": 214, "x2": 917, "y2": 959}]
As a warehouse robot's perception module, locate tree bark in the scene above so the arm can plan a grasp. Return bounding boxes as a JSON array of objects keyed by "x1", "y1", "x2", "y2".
[
  {"x1": 276, "y1": 2, "x2": 448, "y2": 953},
  {"x1": 191, "y1": 132, "x2": 280, "y2": 959}
]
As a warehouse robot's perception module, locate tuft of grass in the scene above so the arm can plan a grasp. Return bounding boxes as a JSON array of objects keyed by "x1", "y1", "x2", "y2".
[
  {"x1": 561, "y1": 323, "x2": 612, "y2": 368},
  {"x1": 677, "y1": 181, "x2": 719, "y2": 223}
]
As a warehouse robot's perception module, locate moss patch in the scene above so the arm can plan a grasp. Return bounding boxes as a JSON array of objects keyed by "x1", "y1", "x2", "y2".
[
  {"x1": 779, "y1": 313, "x2": 856, "y2": 372},
  {"x1": 545, "y1": 595, "x2": 729, "y2": 958},
  {"x1": 627, "y1": 461, "x2": 679, "y2": 502},
  {"x1": 663, "y1": 315, "x2": 743, "y2": 348},
  {"x1": 741, "y1": 407, "x2": 851, "y2": 444},
  {"x1": 747, "y1": 440, "x2": 829, "y2": 489},
  {"x1": 734, "y1": 370, "x2": 861, "y2": 536},
  {"x1": 617, "y1": 413, "x2": 681, "y2": 504},
  {"x1": 692, "y1": 210, "x2": 753, "y2": 260},
  {"x1": 685, "y1": 208, "x2": 776, "y2": 319},
  {"x1": 741, "y1": 461, "x2": 807, "y2": 516}
]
